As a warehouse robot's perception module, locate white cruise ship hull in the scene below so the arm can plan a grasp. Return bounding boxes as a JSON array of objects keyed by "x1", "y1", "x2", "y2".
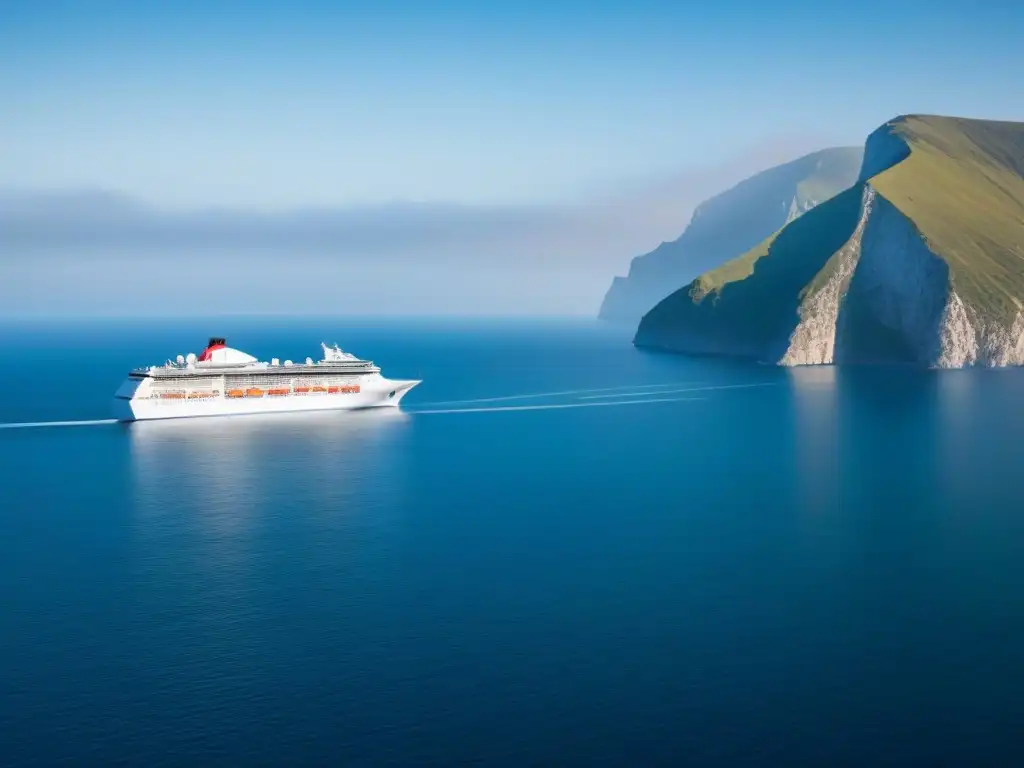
[{"x1": 114, "y1": 375, "x2": 420, "y2": 422}]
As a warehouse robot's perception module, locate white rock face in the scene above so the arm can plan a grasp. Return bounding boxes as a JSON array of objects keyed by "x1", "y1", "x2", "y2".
[
  {"x1": 933, "y1": 294, "x2": 1024, "y2": 367},
  {"x1": 833, "y1": 190, "x2": 950, "y2": 364},
  {"x1": 780, "y1": 184, "x2": 1024, "y2": 368},
  {"x1": 972, "y1": 306, "x2": 1024, "y2": 367},
  {"x1": 779, "y1": 186, "x2": 875, "y2": 365},
  {"x1": 936, "y1": 292, "x2": 978, "y2": 367},
  {"x1": 785, "y1": 196, "x2": 817, "y2": 225}
]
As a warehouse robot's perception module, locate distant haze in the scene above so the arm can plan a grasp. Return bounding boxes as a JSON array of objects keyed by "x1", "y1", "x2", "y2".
[
  {"x1": 4, "y1": 1, "x2": 1023, "y2": 315},
  {"x1": 0, "y1": 142, "x2": 822, "y2": 316}
]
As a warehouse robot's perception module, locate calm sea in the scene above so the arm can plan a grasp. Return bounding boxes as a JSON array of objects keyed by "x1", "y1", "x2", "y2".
[{"x1": 2, "y1": 317, "x2": 1024, "y2": 765}]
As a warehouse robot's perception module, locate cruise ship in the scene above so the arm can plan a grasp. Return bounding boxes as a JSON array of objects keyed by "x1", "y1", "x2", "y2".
[{"x1": 113, "y1": 337, "x2": 420, "y2": 421}]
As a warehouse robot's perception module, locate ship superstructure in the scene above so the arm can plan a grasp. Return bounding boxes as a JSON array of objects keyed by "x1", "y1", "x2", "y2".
[{"x1": 113, "y1": 338, "x2": 420, "y2": 421}]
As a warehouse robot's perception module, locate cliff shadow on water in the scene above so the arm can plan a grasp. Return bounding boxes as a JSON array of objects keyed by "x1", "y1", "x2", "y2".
[{"x1": 637, "y1": 186, "x2": 865, "y2": 360}]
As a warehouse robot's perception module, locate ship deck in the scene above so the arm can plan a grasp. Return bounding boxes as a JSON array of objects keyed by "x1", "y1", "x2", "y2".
[{"x1": 133, "y1": 362, "x2": 380, "y2": 379}]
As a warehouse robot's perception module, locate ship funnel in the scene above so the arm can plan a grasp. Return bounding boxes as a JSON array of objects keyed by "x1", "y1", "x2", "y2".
[{"x1": 199, "y1": 337, "x2": 228, "y2": 362}]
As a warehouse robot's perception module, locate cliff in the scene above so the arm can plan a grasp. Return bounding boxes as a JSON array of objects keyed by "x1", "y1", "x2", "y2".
[
  {"x1": 635, "y1": 115, "x2": 1024, "y2": 368},
  {"x1": 598, "y1": 147, "x2": 863, "y2": 324}
]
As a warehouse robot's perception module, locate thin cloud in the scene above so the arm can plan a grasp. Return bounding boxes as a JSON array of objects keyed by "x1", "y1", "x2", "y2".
[
  {"x1": 0, "y1": 138, "x2": 834, "y2": 314},
  {"x1": 0, "y1": 138, "x2": 824, "y2": 270}
]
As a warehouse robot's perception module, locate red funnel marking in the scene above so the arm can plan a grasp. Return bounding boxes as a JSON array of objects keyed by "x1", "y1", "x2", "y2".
[{"x1": 198, "y1": 343, "x2": 225, "y2": 361}]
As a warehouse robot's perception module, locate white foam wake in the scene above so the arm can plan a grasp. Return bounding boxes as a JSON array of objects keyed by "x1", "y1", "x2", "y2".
[
  {"x1": 416, "y1": 381, "x2": 702, "y2": 407},
  {"x1": 577, "y1": 382, "x2": 778, "y2": 399},
  {"x1": 412, "y1": 395, "x2": 707, "y2": 415},
  {"x1": 0, "y1": 418, "x2": 119, "y2": 430}
]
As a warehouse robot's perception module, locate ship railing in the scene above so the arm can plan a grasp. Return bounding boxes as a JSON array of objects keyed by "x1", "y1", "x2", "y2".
[{"x1": 138, "y1": 363, "x2": 381, "y2": 377}]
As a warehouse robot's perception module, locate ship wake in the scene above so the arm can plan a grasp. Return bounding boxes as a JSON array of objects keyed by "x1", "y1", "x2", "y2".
[
  {"x1": 0, "y1": 419, "x2": 119, "y2": 430},
  {"x1": 411, "y1": 395, "x2": 708, "y2": 415}
]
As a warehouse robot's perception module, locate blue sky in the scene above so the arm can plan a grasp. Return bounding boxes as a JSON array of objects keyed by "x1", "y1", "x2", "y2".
[
  {"x1": 3, "y1": 0, "x2": 1024, "y2": 316},
  {"x1": 5, "y1": 0, "x2": 1024, "y2": 208}
]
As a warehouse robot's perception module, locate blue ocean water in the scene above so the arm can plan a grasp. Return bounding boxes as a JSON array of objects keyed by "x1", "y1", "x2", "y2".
[{"x1": 2, "y1": 317, "x2": 1024, "y2": 765}]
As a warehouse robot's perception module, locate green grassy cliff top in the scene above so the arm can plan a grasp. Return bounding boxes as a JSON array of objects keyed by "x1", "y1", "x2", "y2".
[
  {"x1": 669, "y1": 115, "x2": 1024, "y2": 326},
  {"x1": 869, "y1": 115, "x2": 1024, "y2": 322}
]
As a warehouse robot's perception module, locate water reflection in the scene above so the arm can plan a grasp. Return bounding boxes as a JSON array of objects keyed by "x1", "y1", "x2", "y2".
[
  {"x1": 787, "y1": 366, "x2": 840, "y2": 516},
  {"x1": 128, "y1": 409, "x2": 412, "y2": 602},
  {"x1": 129, "y1": 409, "x2": 411, "y2": 522},
  {"x1": 933, "y1": 370, "x2": 977, "y2": 516},
  {"x1": 787, "y1": 364, "x2": 1024, "y2": 526},
  {"x1": 932, "y1": 369, "x2": 1024, "y2": 523}
]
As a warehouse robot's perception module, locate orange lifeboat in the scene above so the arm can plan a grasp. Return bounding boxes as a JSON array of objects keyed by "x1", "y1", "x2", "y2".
[
  {"x1": 267, "y1": 387, "x2": 290, "y2": 396},
  {"x1": 310, "y1": 385, "x2": 327, "y2": 393},
  {"x1": 294, "y1": 386, "x2": 310, "y2": 394},
  {"x1": 246, "y1": 388, "x2": 264, "y2": 398},
  {"x1": 226, "y1": 389, "x2": 245, "y2": 399},
  {"x1": 327, "y1": 386, "x2": 340, "y2": 394},
  {"x1": 159, "y1": 392, "x2": 186, "y2": 399}
]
